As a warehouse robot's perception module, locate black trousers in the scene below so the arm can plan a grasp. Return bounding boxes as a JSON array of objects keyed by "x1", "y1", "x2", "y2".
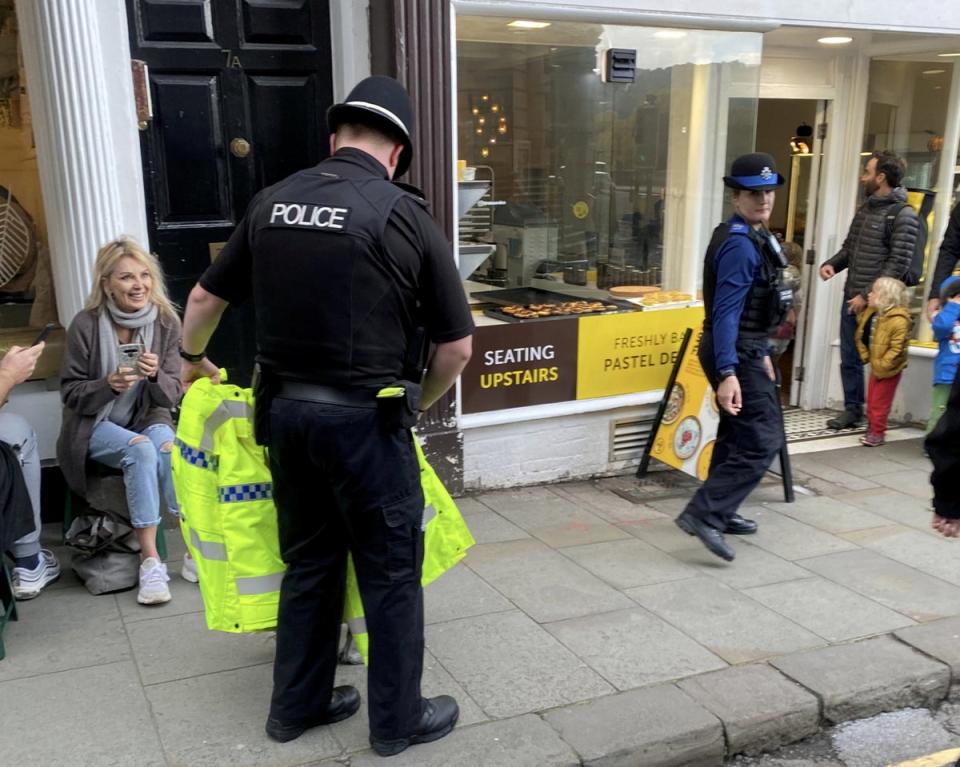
[
  {"x1": 683, "y1": 331, "x2": 784, "y2": 530},
  {"x1": 926, "y1": 367, "x2": 960, "y2": 519},
  {"x1": 267, "y1": 396, "x2": 426, "y2": 740}
]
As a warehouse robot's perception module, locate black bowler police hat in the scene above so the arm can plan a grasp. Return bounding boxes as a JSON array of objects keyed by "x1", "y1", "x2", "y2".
[
  {"x1": 327, "y1": 76, "x2": 415, "y2": 177},
  {"x1": 723, "y1": 152, "x2": 785, "y2": 191}
]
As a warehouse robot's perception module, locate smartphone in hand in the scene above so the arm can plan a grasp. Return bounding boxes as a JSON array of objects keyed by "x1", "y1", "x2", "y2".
[
  {"x1": 118, "y1": 343, "x2": 144, "y2": 372},
  {"x1": 32, "y1": 322, "x2": 56, "y2": 346}
]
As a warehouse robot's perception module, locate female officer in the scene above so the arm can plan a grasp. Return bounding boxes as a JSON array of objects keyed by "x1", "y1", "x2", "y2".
[{"x1": 675, "y1": 153, "x2": 791, "y2": 562}]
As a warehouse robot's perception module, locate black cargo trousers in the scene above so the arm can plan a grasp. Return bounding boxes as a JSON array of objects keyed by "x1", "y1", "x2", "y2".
[
  {"x1": 682, "y1": 331, "x2": 784, "y2": 530},
  {"x1": 266, "y1": 395, "x2": 426, "y2": 741}
]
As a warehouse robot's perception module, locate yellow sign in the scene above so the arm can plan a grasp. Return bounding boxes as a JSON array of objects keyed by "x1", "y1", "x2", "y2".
[
  {"x1": 576, "y1": 306, "x2": 703, "y2": 399},
  {"x1": 572, "y1": 200, "x2": 589, "y2": 219},
  {"x1": 648, "y1": 323, "x2": 719, "y2": 480}
]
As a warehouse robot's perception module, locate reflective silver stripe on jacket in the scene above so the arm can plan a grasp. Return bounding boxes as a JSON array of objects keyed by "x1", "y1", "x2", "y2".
[
  {"x1": 347, "y1": 616, "x2": 367, "y2": 635},
  {"x1": 199, "y1": 398, "x2": 253, "y2": 451},
  {"x1": 190, "y1": 529, "x2": 227, "y2": 561},
  {"x1": 421, "y1": 503, "x2": 437, "y2": 531},
  {"x1": 235, "y1": 572, "x2": 285, "y2": 595}
]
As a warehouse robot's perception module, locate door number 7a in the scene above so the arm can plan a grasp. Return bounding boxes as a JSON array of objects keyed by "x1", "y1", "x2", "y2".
[{"x1": 222, "y1": 50, "x2": 242, "y2": 69}]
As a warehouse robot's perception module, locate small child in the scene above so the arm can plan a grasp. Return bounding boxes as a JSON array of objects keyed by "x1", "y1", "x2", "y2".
[
  {"x1": 929, "y1": 275, "x2": 960, "y2": 432},
  {"x1": 854, "y1": 276, "x2": 912, "y2": 447}
]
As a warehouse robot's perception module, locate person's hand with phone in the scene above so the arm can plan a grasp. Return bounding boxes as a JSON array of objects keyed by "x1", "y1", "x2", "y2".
[
  {"x1": 137, "y1": 350, "x2": 160, "y2": 379},
  {"x1": 108, "y1": 364, "x2": 140, "y2": 393}
]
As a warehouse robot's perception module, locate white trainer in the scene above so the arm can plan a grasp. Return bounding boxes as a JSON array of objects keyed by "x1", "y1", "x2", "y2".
[
  {"x1": 180, "y1": 552, "x2": 199, "y2": 584},
  {"x1": 12, "y1": 549, "x2": 60, "y2": 600},
  {"x1": 137, "y1": 557, "x2": 171, "y2": 604}
]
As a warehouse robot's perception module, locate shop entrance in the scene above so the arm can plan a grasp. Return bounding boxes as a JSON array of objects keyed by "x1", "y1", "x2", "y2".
[
  {"x1": 125, "y1": 0, "x2": 334, "y2": 381},
  {"x1": 755, "y1": 97, "x2": 829, "y2": 405}
]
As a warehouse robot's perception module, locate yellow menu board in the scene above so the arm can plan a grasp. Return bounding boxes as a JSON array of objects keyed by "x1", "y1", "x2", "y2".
[
  {"x1": 647, "y1": 323, "x2": 719, "y2": 480},
  {"x1": 576, "y1": 306, "x2": 703, "y2": 400}
]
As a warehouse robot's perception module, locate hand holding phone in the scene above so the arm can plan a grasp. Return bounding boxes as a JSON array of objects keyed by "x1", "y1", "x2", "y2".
[
  {"x1": 32, "y1": 322, "x2": 55, "y2": 346},
  {"x1": 117, "y1": 343, "x2": 145, "y2": 374}
]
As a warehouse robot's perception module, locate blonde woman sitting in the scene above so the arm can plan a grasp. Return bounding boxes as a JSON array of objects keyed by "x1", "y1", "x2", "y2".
[{"x1": 58, "y1": 237, "x2": 185, "y2": 604}]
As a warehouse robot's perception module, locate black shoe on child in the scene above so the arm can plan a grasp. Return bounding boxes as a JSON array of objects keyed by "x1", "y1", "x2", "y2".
[
  {"x1": 826, "y1": 411, "x2": 863, "y2": 430},
  {"x1": 370, "y1": 695, "x2": 460, "y2": 757},
  {"x1": 265, "y1": 685, "x2": 361, "y2": 743}
]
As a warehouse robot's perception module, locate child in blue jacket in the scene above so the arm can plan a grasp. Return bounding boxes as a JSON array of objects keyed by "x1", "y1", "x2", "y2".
[{"x1": 929, "y1": 275, "x2": 960, "y2": 432}]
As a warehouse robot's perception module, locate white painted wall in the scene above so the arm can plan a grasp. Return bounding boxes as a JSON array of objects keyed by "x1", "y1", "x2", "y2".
[{"x1": 329, "y1": 0, "x2": 371, "y2": 101}]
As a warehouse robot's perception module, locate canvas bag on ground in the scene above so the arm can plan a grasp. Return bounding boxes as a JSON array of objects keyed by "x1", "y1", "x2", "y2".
[{"x1": 65, "y1": 509, "x2": 141, "y2": 595}]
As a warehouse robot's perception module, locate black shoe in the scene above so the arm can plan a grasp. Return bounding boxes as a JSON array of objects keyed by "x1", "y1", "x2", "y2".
[
  {"x1": 724, "y1": 514, "x2": 758, "y2": 535},
  {"x1": 826, "y1": 411, "x2": 863, "y2": 430},
  {"x1": 265, "y1": 685, "x2": 361, "y2": 743},
  {"x1": 370, "y1": 695, "x2": 460, "y2": 757},
  {"x1": 676, "y1": 512, "x2": 735, "y2": 562}
]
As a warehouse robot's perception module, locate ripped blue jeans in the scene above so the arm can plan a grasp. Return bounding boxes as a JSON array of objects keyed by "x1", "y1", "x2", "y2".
[{"x1": 88, "y1": 421, "x2": 179, "y2": 528}]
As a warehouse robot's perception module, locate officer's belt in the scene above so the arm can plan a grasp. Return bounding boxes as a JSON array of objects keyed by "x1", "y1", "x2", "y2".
[{"x1": 276, "y1": 381, "x2": 377, "y2": 409}]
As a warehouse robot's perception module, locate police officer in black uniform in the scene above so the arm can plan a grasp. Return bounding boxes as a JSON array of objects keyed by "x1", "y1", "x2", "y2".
[
  {"x1": 675, "y1": 153, "x2": 792, "y2": 562},
  {"x1": 179, "y1": 76, "x2": 474, "y2": 757}
]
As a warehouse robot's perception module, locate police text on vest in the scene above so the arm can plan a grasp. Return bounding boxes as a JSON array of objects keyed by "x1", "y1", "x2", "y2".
[{"x1": 269, "y1": 202, "x2": 350, "y2": 230}]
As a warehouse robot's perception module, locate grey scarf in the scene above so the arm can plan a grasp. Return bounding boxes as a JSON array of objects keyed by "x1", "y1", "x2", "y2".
[{"x1": 94, "y1": 299, "x2": 158, "y2": 427}]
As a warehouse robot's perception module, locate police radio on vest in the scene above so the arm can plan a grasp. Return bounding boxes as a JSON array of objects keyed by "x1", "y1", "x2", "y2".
[{"x1": 269, "y1": 202, "x2": 351, "y2": 230}]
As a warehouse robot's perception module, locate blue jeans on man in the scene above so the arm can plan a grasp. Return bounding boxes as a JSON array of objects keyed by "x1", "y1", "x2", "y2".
[{"x1": 838, "y1": 301, "x2": 865, "y2": 418}]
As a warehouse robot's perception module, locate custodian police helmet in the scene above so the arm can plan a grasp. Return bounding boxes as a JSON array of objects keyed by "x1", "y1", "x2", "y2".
[
  {"x1": 723, "y1": 152, "x2": 785, "y2": 191},
  {"x1": 327, "y1": 75, "x2": 415, "y2": 178}
]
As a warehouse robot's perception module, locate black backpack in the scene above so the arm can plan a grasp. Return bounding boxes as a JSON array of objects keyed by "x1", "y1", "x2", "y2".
[{"x1": 883, "y1": 195, "x2": 932, "y2": 287}]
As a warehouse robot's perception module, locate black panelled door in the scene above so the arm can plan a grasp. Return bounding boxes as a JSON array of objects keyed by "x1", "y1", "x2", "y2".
[{"x1": 126, "y1": 0, "x2": 333, "y2": 382}]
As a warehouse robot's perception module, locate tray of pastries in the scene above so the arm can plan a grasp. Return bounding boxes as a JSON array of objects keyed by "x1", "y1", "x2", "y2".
[{"x1": 484, "y1": 299, "x2": 626, "y2": 322}]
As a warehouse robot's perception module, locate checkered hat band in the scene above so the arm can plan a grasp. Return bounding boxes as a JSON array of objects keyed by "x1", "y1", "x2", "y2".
[
  {"x1": 176, "y1": 438, "x2": 216, "y2": 470},
  {"x1": 219, "y1": 482, "x2": 273, "y2": 503}
]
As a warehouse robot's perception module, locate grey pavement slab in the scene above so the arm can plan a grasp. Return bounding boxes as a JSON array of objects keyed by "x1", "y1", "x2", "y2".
[
  {"x1": 552, "y1": 482, "x2": 668, "y2": 525},
  {"x1": 763, "y1": 496, "x2": 892, "y2": 534},
  {"x1": 770, "y1": 635, "x2": 950, "y2": 724},
  {"x1": 841, "y1": 526, "x2": 960, "y2": 587},
  {"x1": 332, "y1": 648, "x2": 489, "y2": 753},
  {"x1": 116, "y1": 563, "x2": 206, "y2": 623},
  {"x1": 545, "y1": 606, "x2": 726, "y2": 690},
  {"x1": 459, "y1": 505, "x2": 531, "y2": 544},
  {"x1": 464, "y1": 538, "x2": 634, "y2": 622},
  {"x1": 671, "y1": 540, "x2": 811, "y2": 590},
  {"x1": 348, "y1": 715, "x2": 580, "y2": 767},
  {"x1": 895, "y1": 616, "x2": 960, "y2": 681},
  {"x1": 128, "y1": 610, "x2": 276, "y2": 685},
  {"x1": 790, "y1": 450, "x2": 907, "y2": 479},
  {"x1": 476, "y1": 486, "x2": 630, "y2": 547},
  {"x1": 425, "y1": 610, "x2": 613, "y2": 718},
  {"x1": 543, "y1": 683, "x2": 725, "y2": 767},
  {"x1": 0, "y1": 585, "x2": 129, "y2": 682},
  {"x1": 741, "y1": 509, "x2": 860, "y2": 560},
  {"x1": 626, "y1": 577, "x2": 824, "y2": 664},
  {"x1": 831, "y1": 488, "x2": 936, "y2": 531},
  {"x1": 869, "y1": 468, "x2": 936, "y2": 499},
  {"x1": 677, "y1": 664, "x2": 821, "y2": 756},
  {"x1": 424, "y1": 563, "x2": 514, "y2": 625},
  {"x1": 560, "y1": 537, "x2": 698, "y2": 589},
  {"x1": 145, "y1": 661, "x2": 343, "y2": 767},
  {"x1": 618, "y1": 516, "x2": 708, "y2": 552},
  {"x1": 0, "y1": 660, "x2": 166, "y2": 766},
  {"x1": 799, "y1": 549, "x2": 960, "y2": 622},
  {"x1": 743, "y1": 577, "x2": 915, "y2": 642},
  {"x1": 787, "y1": 456, "x2": 883, "y2": 491}
]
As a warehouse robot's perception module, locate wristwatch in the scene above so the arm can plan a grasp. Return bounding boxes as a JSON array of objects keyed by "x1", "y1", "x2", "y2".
[
  {"x1": 718, "y1": 368, "x2": 737, "y2": 381},
  {"x1": 178, "y1": 344, "x2": 206, "y2": 364}
]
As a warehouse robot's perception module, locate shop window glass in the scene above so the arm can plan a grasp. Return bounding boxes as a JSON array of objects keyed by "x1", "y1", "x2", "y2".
[
  {"x1": 860, "y1": 59, "x2": 956, "y2": 342},
  {"x1": 456, "y1": 17, "x2": 762, "y2": 314}
]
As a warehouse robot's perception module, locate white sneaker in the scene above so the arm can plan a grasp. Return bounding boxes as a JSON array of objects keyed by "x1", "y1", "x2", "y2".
[
  {"x1": 180, "y1": 552, "x2": 199, "y2": 584},
  {"x1": 12, "y1": 549, "x2": 60, "y2": 600},
  {"x1": 137, "y1": 557, "x2": 171, "y2": 605}
]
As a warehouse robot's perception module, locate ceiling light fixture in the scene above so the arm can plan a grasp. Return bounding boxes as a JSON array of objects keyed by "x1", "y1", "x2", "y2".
[
  {"x1": 507, "y1": 20, "x2": 550, "y2": 29},
  {"x1": 923, "y1": 68, "x2": 947, "y2": 75},
  {"x1": 817, "y1": 36, "x2": 853, "y2": 45},
  {"x1": 654, "y1": 30, "x2": 687, "y2": 39},
  {"x1": 937, "y1": 52, "x2": 960, "y2": 57}
]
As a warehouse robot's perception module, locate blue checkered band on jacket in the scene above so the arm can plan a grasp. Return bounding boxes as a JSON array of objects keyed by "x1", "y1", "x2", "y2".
[
  {"x1": 175, "y1": 438, "x2": 216, "y2": 470},
  {"x1": 219, "y1": 482, "x2": 273, "y2": 503}
]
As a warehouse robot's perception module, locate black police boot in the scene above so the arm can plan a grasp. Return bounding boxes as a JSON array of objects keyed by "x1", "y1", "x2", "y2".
[
  {"x1": 826, "y1": 410, "x2": 863, "y2": 430},
  {"x1": 370, "y1": 695, "x2": 460, "y2": 757},
  {"x1": 265, "y1": 685, "x2": 361, "y2": 743},
  {"x1": 676, "y1": 512, "x2": 736, "y2": 561},
  {"x1": 724, "y1": 514, "x2": 758, "y2": 535}
]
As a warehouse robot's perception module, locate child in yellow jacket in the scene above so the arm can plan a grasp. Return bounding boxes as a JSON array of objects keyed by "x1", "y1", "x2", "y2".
[{"x1": 854, "y1": 276, "x2": 912, "y2": 446}]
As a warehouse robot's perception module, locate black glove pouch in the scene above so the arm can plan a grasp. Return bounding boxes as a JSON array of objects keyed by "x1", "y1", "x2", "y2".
[
  {"x1": 252, "y1": 364, "x2": 277, "y2": 446},
  {"x1": 377, "y1": 380, "x2": 422, "y2": 432}
]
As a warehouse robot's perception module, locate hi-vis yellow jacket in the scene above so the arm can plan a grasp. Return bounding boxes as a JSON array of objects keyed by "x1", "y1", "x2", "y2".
[{"x1": 172, "y1": 377, "x2": 475, "y2": 662}]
